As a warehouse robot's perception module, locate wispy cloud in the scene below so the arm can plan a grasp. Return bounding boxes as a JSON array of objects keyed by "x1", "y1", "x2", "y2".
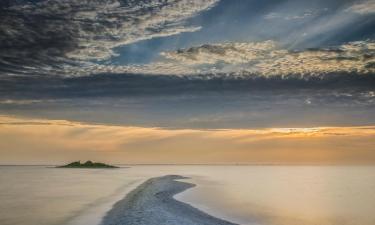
[
  {"x1": 264, "y1": 9, "x2": 323, "y2": 21},
  {"x1": 1, "y1": 115, "x2": 375, "y2": 164},
  {"x1": 49, "y1": 40, "x2": 373, "y2": 77},
  {"x1": 346, "y1": 1, "x2": 375, "y2": 15},
  {"x1": 156, "y1": 40, "x2": 375, "y2": 76},
  {"x1": 0, "y1": 0, "x2": 218, "y2": 76},
  {"x1": 51, "y1": 40, "x2": 373, "y2": 77}
]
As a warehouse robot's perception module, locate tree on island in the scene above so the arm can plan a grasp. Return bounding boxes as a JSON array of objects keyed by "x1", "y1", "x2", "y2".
[{"x1": 57, "y1": 160, "x2": 118, "y2": 168}]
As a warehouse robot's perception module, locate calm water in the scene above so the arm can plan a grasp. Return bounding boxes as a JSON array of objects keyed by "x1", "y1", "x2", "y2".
[
  {"x1": 0, "y1": 166, "x2": 146, "y2": 225},
  {"x1": 176, "y1": 166, "x2": 375, "y2": 225},
  {"x1": 0, "y1": 166, "x2": 374, "y2": 225}
]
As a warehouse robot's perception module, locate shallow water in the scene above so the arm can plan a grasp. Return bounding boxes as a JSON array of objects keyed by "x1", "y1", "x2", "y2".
[
  {"x1": 0, "y1": 166, "x2": 146, "y2": 225},
  {"x1": 176, "y1": 166, "x2": 375, "y2": 225},
  {"x1": 0, "y1": 166, "x2": 374, "y2": 225}
]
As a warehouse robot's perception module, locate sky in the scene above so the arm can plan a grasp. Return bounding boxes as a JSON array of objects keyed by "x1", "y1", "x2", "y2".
[{"x1": 0, "y1": 0, "x2": 374, "y2": 164}]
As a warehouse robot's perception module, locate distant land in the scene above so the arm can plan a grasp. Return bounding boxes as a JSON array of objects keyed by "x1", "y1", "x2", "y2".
[{"x1": 57, "y1": 161, "x2": 118, "y2": 168}]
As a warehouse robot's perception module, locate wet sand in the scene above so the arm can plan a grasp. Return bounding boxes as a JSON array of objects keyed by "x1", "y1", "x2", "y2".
[{"x1": 100, "y1": 175, "x2": 237, "y2": 225}]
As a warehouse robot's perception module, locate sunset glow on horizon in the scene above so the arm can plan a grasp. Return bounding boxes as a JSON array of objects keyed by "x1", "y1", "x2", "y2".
[{"x1": 1, "y1": 115, "x2": 374, "y2": 165}]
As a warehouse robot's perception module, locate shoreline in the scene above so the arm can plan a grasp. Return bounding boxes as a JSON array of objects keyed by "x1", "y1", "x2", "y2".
[{"x1": 100, "y1": 175, "x2": 238, "y2": 225}]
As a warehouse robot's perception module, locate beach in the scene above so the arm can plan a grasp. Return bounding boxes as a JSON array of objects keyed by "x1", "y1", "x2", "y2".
[{"x1": 101, "y1": 175, "x2": 237, "y2": 225}]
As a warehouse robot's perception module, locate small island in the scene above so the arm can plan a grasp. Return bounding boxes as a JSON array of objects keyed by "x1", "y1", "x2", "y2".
[{"x1": 57, "y1": 161, "x2": 119, "y2": 168}]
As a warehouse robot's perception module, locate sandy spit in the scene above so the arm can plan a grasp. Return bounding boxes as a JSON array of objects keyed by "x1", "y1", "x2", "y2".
[{"x1": 100, "y1": 175, "x2": 238, "y2": 225}]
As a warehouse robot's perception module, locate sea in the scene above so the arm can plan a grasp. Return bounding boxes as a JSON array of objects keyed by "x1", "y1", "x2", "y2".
[{"x1": 0, "y1": 165, "x2": 374, "y2": 225}]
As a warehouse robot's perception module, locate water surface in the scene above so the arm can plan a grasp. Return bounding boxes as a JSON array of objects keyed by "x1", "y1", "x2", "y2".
[
  {"x1": 176, "y1": 166, "x2": 375, "y2": 225},
  {"x1": 0, "y1": 166, "x2": 374, "y2": 225}
]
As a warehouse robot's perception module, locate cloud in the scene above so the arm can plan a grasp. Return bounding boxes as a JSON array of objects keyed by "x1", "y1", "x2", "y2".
[
  {"x1": 264, "y1": 9, "x2": 322, "y2": 21},
  {"x1": 3, "y1": 115, "x2": 374, "y2": 137},
  {"x1": 157, "y1": 40, "x2": 375, "y2": 76},
  {"x1": 0, "y1": 0, "x2": 218, "y2": 76},
  {"x1": 49, "y1": 40, "x2": 373, "y2": 78},
  {"x1": 1, "y1": 115, "x2": 375, "y2": 164},
  {"x1": 346, "y1": 1, "x2": 375, "y2": 14},
  {"x1": 1, "y1": 72, "x2": 375, "y2": 102},
  {"x1": 1, "y1": 0, "x2": 374, "y2": 79}
]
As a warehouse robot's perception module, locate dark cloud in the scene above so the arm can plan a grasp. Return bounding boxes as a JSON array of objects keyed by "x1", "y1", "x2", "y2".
[
  {"x1": 1, "y1": 71, "x2": 374, "y2": 129},
  {"x1": 0, "y1": 72, "x2": 374, "y2": 100},
  {"x1": 0, "y1": 0, "x2": 217, "y2": 76},
  {"x1": 1, "y1": 84, "x2": 374, "y2": 129},
  {"x1": 0, "y1": 1, "x2": 80, "y2": 74}
]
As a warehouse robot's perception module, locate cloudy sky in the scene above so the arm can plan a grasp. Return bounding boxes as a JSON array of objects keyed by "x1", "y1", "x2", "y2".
[{"x1": 0, "y1": 0, "x2": 374, "y2": 164}]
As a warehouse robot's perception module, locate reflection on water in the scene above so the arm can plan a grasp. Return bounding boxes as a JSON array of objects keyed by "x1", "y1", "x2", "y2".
[
  {"x1": 0, "y1": 166, "x2": 374, "y2": 225},
  {"x1": 176, "y1": 166, "x2": 375, "y2": 225},
  {"x1": 0, "y1": 166, "x2": 145, "y2": 225}
]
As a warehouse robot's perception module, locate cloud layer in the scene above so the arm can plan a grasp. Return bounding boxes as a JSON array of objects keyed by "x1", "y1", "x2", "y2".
[
  {"x1": 0, "y1": 0, "x2": 217, "y2": 76},
  {"x1": 13, "y1": 39, "x2": 372, "y2": 79},
  {"x1": 158, "y1": 40, "x2": 375, "y2": 76},
  {"x1": 1, "y1": 0, "x2": 374, "y2": 79},
  {"x1": 1, "y1": 115, "x2": 375, "y2": 164}
]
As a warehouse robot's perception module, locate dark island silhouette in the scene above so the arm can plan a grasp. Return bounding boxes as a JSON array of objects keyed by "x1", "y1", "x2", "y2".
[{"x1": 57, "y1": 161, "x2": 118, "y2": 168}]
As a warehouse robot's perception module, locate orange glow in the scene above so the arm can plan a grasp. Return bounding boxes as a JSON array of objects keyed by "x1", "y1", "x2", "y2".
[{"x1": 1, "y1": 115, "x2": 375, "y2": 164}]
